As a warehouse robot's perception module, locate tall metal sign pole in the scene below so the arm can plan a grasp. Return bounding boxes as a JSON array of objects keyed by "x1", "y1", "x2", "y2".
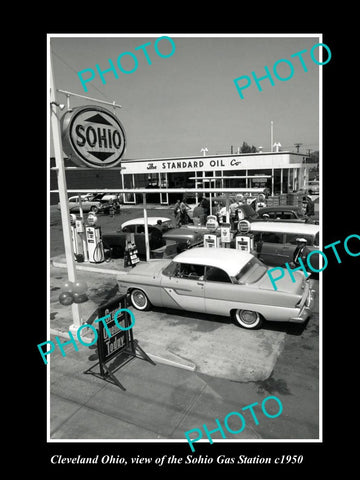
[{"x1": 50, "y1": 53, "x2": 82, "y2": 330}]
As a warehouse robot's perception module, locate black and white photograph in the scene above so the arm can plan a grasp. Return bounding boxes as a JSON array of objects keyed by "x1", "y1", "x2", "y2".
[{"x1": 40, "y1": 30, "x2": 354, "y2": 472}]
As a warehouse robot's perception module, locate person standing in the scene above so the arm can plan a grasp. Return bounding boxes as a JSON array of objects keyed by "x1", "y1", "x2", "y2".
[
  {"x1": 304, "y1": 196, "x2": 315, "y2": 216},
  {"x1": 193, "y1": 201, "x2": 206, "y2": 225},
  {"x1": 174, "y1": 199, "x2": 181, "y2": 227},
  {"x1": 229, "y1": 200, "x2": 240, "y2": 229},
  {"x1": 179, "y1": 199, "x2": 190, "y2": 225},
  {"x1": 201, "y1": 197, "x2": 210, "y2": 217},
  {"x1": 150, "y1": 220, "x2": 165, "y2": 250}
]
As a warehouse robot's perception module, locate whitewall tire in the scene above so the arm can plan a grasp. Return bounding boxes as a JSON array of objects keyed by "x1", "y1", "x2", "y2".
[
  {"x1": 130, "y1": 289, "x2": 151, "y2": 311},
  {"x1": 234, "y1": 309, "x2": 263, "y2": 329}
]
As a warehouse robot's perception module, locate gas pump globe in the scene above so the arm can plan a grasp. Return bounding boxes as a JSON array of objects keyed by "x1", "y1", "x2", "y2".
[{"x1": 87, "y1": 212, "x2": 98, "y2": 226}]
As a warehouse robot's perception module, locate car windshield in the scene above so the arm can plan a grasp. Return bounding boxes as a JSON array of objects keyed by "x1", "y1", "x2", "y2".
[
  {"x1": 234, "y1": 257, "x2": 267, "y2": 284},
  {"x1": 162, "y1": 261, "x2": 179, "y2": 277}
]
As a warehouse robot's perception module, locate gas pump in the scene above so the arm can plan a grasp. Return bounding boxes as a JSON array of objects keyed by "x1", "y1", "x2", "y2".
[
  {"x1": 85, "y1": 213, "x2": 105, "y2": 263},
  {"x1": 220, "y1": 222, "x2": 232, "y2": 247},
  {"x1": 235, "y1": 219, "x2": 254, "y2": 253},
  {"x1": 70, "y1": 214, "x2": 88, "y2": 262},
  {"x1": 203, "y1": 215, "x2": 220, "y2": 248},
  {"x1": 235, "y1": 235, "x2": 254, "y2": 253}
]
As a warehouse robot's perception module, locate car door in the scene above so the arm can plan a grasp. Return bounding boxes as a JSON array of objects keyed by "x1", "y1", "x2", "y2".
[
  {"x1": 203, "y1": 266, "x2": 239, "y2": 316},
  {"x1": 257, "y1": 231, "x2": 286, "y2": 266},
  {"x1": 282, "y1": 232, "x2": 318, "y2": 267},
  {"x1": 133, "y1": 224, "x2": 147, "y2": 255},
  {"x1": 160, "y1": 262, "x2": 206, "y2": 312},
  {"x1": 105, "y1": 225, "x2": 132, "y2": 254}
]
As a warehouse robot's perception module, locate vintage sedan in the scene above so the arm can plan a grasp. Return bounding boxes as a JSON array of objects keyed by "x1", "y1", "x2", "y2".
[
  {"x1": 236, "y1": 220, "x2": 320, "y2": 269},
  {"x1": 102, "y1": 217, "x2": 203, "y2": 258},
  {"x1": 57, "y1": 195, "x2": 103, "y2": 213},
  {"x1": 256, "y1": 205, "x2": 308, "y2": 222},
  {"x1": 102, "y1": 217, "x2": 172, "y2": 257},
  {"x1": 117, "y1": 247, "x2": 314, "y2": 329}
]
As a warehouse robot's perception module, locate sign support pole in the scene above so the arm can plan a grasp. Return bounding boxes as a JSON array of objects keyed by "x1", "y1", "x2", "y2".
[
  {"x1": 143, "y1": 193, "x2": 150, "y2": 261},
  {"x1": 50, "y1": 53, "x2": 82, "y2": 329},
  {"x1": 225, "y1": 193, "x2": 230, "y2": 223}
]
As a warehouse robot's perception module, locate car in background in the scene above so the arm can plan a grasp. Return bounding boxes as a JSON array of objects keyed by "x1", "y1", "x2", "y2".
[
  {"x1": 86, "y1": 192, "x2": 121, "y2": 214},
  {"x1": 117, "y1": 247, "x2": 314, "y2": 330},
  {"x1": 306, "y1": 180, "x2": 320, "y2": 195},
  {"x1": 102, "y1": 217, "x2": 203, "y2": 258},
  {"x1": 57, "y1": 195, "x2": 103, "y2": 213},
  {"x1": 256, "y1": 205, "x2": 314, "y2": 223},
  {"x1": 235, "y1": 220, "x2": 320, "y2": 269},
  {"x1": 162, "y1": 224, "x2": 204, "y2": 252},
  {"x1": 88, "y1": 192, "x2": 121, "y2": 203}
]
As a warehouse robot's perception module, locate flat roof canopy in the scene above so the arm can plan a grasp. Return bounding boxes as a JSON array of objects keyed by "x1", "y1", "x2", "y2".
[{"x1": 50, "y1": 187, "x2": 266, "y2": 194}]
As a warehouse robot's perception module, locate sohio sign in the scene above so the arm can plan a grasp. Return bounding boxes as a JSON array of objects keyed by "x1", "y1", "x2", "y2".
[{"x1": 61, "y1": 105, "x2": 126, "y2": 168}]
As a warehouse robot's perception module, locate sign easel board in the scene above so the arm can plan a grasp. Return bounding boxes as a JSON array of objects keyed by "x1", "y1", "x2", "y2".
[{"x1": 84, "y1": 294, "x2": 155, "y2": 390}]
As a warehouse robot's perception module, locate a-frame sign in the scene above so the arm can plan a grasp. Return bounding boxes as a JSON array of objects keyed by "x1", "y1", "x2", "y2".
[{"x1": 84, "y1": 294, "x2": 155, "y2": 390}]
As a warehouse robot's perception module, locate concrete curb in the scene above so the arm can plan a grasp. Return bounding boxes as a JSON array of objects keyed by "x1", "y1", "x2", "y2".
[{"x1": 51, "y1": 259, "x2": 127, "y2": 276}]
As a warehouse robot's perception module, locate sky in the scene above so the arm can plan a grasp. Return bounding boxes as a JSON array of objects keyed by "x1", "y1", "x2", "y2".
[{"x1": 49, "y1": 34, "x2": 322, "y2": 160}]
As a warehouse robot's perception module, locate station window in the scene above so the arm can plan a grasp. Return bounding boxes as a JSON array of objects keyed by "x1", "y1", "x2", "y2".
[
  {"x1": 274, "y1": 169, "x2": 282, "y2": 195},
  {"x1": 282, "y1": 168, "x2": 289, "y2": 193}
]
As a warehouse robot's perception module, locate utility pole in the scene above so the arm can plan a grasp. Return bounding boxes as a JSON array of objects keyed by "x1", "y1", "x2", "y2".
[{"x1": 50, "y1": 52, "x2": 83, "y2": 331}]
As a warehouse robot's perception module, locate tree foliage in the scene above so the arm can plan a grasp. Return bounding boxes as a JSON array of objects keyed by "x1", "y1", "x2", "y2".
[{"x1": 240, "y1": 141, "x2": 257, "y2": 153}]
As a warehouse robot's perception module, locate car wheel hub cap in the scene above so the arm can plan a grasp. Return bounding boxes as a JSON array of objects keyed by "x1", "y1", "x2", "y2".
[
  {"x1": 134, "y1": 292, "x2": 145, "y2": 307},
  {"x1": 240, "y1": 310, "x2": 257, "y2": 325}
]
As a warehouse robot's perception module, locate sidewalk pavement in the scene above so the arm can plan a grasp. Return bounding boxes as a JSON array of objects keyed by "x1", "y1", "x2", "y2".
[{"x1": 48, "y1": 255, "x2": 319, "y2": 442}]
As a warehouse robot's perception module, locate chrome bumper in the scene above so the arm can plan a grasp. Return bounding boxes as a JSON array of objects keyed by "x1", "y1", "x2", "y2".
[{"x1": 290, "y1": 288, "x2": 315, "y2": 323}]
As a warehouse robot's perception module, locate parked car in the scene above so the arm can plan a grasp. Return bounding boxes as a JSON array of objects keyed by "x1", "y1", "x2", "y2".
[
  {"x1": 57, "y1": 195, "x2": 102, "y2": 213},
  {"x1": 102, "y1": 217, "x2": 203, "y2": 258},
  {"x1": 84, "y1": 192, "x2": 121, "y2": 214},
  {"x1": 235, "y1": 220, "x2": 320, "y2": 269},
  {"x1": 117, "y1": 247, "x2": 314, "y2": 329},
  {"x1": 306, "y1": 180, "x2": 320, "y2": 195},
  {"x1": 256, "y1": 205, "x2": 310, "y2": 222},
  {"x1": 162, "y1": 224, "x2": 204, "y2": 252},
  {"x1": 88, "y1": 192, "x2": 121, "y2": 203},
  {"x1": 98, "y1": 200, "x2": 121, "y2": 215}
]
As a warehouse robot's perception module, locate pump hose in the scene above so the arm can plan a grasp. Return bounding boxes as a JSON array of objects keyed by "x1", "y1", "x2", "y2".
[
  {"x1": 91, "y1": 240, "x2": 111, "y2": 263},
  {"x1": 98, "y1": 238, "x2": 113, "y2": 263}
]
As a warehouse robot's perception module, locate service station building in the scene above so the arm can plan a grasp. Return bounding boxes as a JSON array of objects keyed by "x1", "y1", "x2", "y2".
[{"x1": 50, "y1": 151, "x2": 316, "y2": 205}]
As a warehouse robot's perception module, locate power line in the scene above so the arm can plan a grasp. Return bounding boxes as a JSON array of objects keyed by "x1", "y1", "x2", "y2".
[{"x1": 51, "y1": 49, "x2": 114, "y2": 104}]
